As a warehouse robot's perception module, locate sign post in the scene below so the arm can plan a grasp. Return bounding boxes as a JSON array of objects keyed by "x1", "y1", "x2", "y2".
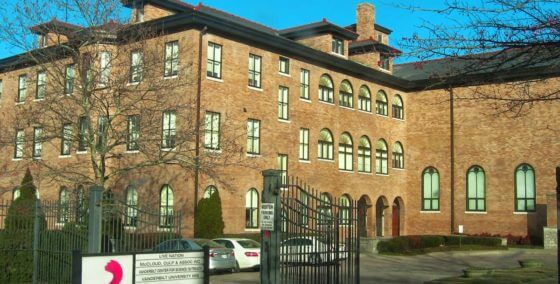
[{"x1": 260, "y1": 170, "x2": 282, "y2": 284}]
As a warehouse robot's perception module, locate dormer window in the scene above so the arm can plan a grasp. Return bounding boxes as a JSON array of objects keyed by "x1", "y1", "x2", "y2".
[
  {"x1": 135, "y1": 4, "x2": 145, "y2": 23},
  {"x1": 39, "y1": 35, "x2": 48, "y2": 48},
  {"x1": 332, "y1": 38, "x2": 344, "y2": 55},
  {"x1": 379, "y1": 54, "x2": 390, "y2": 70}
]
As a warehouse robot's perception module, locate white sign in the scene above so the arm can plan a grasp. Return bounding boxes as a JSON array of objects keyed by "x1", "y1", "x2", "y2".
[
  {"x1": 135, "y1": 252, "x2": 204, "y2": 284},
  {"x1": 82, "y1": 255, "x2": 134, "y2": 284},
  {"x1": 261, "y1": 203, "x2": 275, "y2": 231}
]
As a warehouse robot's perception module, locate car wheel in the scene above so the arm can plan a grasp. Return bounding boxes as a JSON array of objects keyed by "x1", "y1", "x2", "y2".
[
  {"x1": 308, "y1": 253, "x2": 321, "y2": 265},
  {"x1": 232, "y1": 261, "x2": 240, "y2": 273}
]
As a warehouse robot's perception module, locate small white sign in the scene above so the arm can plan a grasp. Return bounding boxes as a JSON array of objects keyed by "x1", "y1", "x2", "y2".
[
  {"x1": 135, "y1": 252, "x2": 204, "y2": 284},
  {"x1": 261, "y1": 203, "x2": 275, "y2": 231},
  {"x1": 82, "y1": 255, "x2": 134, "y2": 284}
]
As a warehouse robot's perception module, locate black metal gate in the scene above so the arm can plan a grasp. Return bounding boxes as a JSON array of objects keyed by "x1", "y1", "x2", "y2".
[{"x1": 260, "y1": 171, "x2": 360, "y2": 284}]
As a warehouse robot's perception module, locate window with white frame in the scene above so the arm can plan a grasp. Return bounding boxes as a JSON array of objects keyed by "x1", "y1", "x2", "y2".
[
  {"x1": 318, "y1": 128, "x2": 334, "y2": 160},
  {"x1": 318, "y1": 193, "x2": 333, "y2": 225},
  {"x1": 358, "y1": 136, "x2": 372, "y2": 173},
  {"x1": 318, "y1": 74, "x2": 334, "y2": 103},
  {"x1": 279, "y1": 57, "x2": 289, "y2": 75},
  {"x1": 204, "y1": 111, "x2": 220, "y2": 150},
  {"x1": 376, "y1": 90, "x2": 388, "y2": 116},
  {"x1": 245, "y1": 188, "x2": 259, "y2": 228},
  {"x1": 278, "y1": 86, "x2": 289, "y2": 120},
  {"x1": 58, "y1": 187, "x2": 69, "y2": 223},
  {"x1": 14, "y1": 129, "x2": 24, "y2": 159},
  {"x1": 376, "y1": 139, "x2": 388, "y2": 174},
  {"x1": 162, "y1": 111, "x2": 176, "y2": 149},
  {"x1": 78, "y1": 116, "x2": 89, "y2": 152},
  {"x1": 422, "y1": 167, "x2": 440, "y2": 211},
  {"x1": 61, "y1": 123, "x2": 72, "y2": 156},
  {"x1": 246, "y1": 119, "x2": 260, "y2": 155},
  {"x1": 339, "y1": 80, "x2": 353, "y2": 108},
  {"x1": 392, "y1": 95, "x2": 404, "y2": 119},
  {"x1": 338, "y1": 133, "x2": 353, "y2": 171},
  {"x1": 164, "y1": 41, "x2": 179, "y2": 77},
  {"x1": 515, "y1": 164, "x2": 536, "y2": 212},
  {"x1": 332, "y1": 38, "x2": 344, "y2": 55},
  {"x1": 207, "y1": 42, "x2": 222, "y2": 79},
  {"x1": 358, "y1": 85, "x2": 371, "y2": 112},
  {"x1": 299, "y1": 128, "x2": 309, "y2": 161},
  {"x1": 339, "y1": 195, "x2": 350, "y2": 225},
  {"x1": 392, "y1": 141, "x2": 404, "y2": 169},
  {"x1": 248, "y1": 54, "x2": 262, "y2": 88},
  {"x1": 33, "y1": 127, "x2": 43, "y2": 158},
  {"x1": 130, "y1": 50, "x2": 143, "y2": 83},
  {"x1": 203, "y1": 185, "x2": 217, "y2": 199},
  {"x1": 300, "y1": 69, "x2": 310, "y2": 100},
  {"x1": 125, "y1": 186, "x2": 138, "y2": 227},
  {"x1": 36, "y1": 71, "x2": 46, "y2": 100},
  {"x1": 65, "y1": 64, "x2": 75, "y2": 94},
  {"x1": 467, "y1": 166, "x2": 486, "y2": 212},
  {"x1": 127, "y1": 115, "x2": 140, "y2": 151},
  {"x1": 277, "y1": 154, "x2": 288, "y2": 185},
  {"x1": 96, "y1": 116, "x2": 108, "y2": 151},
  {"x1": 17, "y1": 75, "x2": 27, "y2": 103},
  {"x1": 100, "y1": 51, "x2": 111, "y2": 87},
  {"x1": 160, "y1": 185, "x2": 174, "y2": 228}
]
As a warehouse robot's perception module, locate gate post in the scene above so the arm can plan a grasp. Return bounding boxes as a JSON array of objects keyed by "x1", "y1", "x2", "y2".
[
  {"x1": 260, "y1": 170, "x2": 282, "y2": 284},
  {"x1": 87, "y1": 186, "x2": 103, "y2": 254}
]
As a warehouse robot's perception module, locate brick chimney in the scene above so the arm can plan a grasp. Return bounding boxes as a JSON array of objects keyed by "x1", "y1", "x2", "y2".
[{"x1": 356, "y1": 3, "x2": 375, "y2": 40}]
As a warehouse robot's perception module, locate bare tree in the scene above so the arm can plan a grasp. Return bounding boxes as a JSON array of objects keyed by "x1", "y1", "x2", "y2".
[
  {"x1": 0, "y1": 0, "x2": 245, "y2": 193},
  {"x1": 398, "y1": 0, "x2": 560, "y2": 116}
]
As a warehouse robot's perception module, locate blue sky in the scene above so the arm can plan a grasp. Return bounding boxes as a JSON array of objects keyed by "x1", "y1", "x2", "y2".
[{"x1": 0, "y1": 0, "x2": 448, "y2": 62}]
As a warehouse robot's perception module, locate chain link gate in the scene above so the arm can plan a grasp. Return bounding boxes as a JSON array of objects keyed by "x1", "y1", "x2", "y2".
[{"x1": 261, "y1": 170, "x2": 361, "y2": 284}]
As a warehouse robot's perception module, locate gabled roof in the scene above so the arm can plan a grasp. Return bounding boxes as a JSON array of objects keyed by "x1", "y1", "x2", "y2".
[
  {"x1": 30, "y1": 19, "x2": 83, "y2": 35},
  {"x1": 279, "y1": 20, "x2": 358, "y2": 40},
  {"x1": 345, "y1": 23, "x2": 393, "y2": 35}
]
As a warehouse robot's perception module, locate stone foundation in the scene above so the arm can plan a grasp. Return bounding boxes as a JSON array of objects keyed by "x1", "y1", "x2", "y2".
[{"x1": 543, "y1": 227, "x2": 558, "y2": 249}]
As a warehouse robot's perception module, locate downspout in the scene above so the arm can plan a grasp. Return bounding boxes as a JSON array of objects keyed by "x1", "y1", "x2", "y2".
[
  {"x1": 194, "y1": 26, "x2": 207, "y2": 224},
  {"x1": 449, "y1": 87, "x2": 456, "y2": 234}
]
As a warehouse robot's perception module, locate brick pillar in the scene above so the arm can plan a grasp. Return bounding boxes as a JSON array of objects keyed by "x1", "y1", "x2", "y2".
[{"x1": 356, "y1": 3, "x2": 376, "y2": 40}]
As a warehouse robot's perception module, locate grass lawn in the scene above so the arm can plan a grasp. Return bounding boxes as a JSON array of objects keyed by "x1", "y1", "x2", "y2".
[{"x1": 428, "y1": 268, "x2": 557, "y2": 283}]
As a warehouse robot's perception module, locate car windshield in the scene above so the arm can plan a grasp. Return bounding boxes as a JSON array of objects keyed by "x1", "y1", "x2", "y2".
[
  {"x1": 193, "y1": 239, "x2": 225, "y2": 248},
  {"x1": 237, "y1": 240, "x2": 260, "y2": 249}
]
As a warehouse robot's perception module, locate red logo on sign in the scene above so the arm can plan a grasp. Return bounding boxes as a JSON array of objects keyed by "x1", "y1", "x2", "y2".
[{"x1": 105, "y1": 260, "x2": 123, "y2": 284}]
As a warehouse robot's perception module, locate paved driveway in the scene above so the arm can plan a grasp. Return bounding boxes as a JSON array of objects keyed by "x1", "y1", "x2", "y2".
[{"x1": 210, "y1": 248, "x2": 558, "y2": 284}]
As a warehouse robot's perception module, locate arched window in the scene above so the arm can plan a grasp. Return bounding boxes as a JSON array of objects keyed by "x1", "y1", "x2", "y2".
[
  {"x1": 467, "y1": 166, "x2": 485, "y2": 212},
  {"x1": 392, "y1": 142, "x2": 404, "y2": 169},
  {"x1": 422, "y1": 167, "x2": 440, "y2": 211},
  {"x1": 318, "y1": 74, "x2": 334, "y2": 103},
  {"x1": 338, "y1": 133, "x2": 353, "y2": 171},
  {"x1": 160, "y1": 185, "x2": 174, "y2": 228},
  {"x1": 376, "y1": 90, "x2": 388, "y2": 116},
  {"x1": 339, "y1": 194, "x2": 351, "y2": 225},
  {"x1": 318, "y1": 193, "x2": 332, "y2": 225},
  {"x1": 13, "y1": 188, "x2": 21, "y2": 201},
  {"x1": 245, "y1": 188, "x2": 259, "y2": 229},
  {"x1": 203, "y1": 185, "x2": 217, "y2": 199},
  {"x1": 125, "y1": 186, "x2": 139, "y2": 227},
  {"x1": 318, "y1": 128, "x2": 334, "y2": 160},
  {"x1": 515, "y1": 164, "x2": 536, "y2": 212},
  {"x1": 358, "y1": 136, "x2": 372, "y2": 173},
  {"x1": 298, "y1": 191, "x2": 309, "y2": 225},
  {"x1": 58, "y1": 187, "x2": 69, "y2": 223},
  {"x1": 75, "y1": 185, "x2": 86, "y2": 223},
  {"x1": 339, "y1": 80, "x2": 353, "y2": 108},
  {"x1": 358, "y1": 85, "x2": 371, "y2": 112},
  {"x1": 392, "y1": 95, "x2": 404, "y2": 119},
  {"x1": 376, "y1": 139, "x2": 388, "y2": 174}
]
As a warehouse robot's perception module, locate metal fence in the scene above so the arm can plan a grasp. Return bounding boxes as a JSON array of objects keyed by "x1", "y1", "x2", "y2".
[
  {"x1": 0, "y1": 188, "x2": 183, "y2": 284},
  {"x1": 261, "y1": 171, "x2": 361, "y2": 284}
]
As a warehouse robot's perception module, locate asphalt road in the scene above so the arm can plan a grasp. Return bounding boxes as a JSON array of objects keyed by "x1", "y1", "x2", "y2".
[{"x1": 210, "y1": 248, "x2": 558, "y2": 284}]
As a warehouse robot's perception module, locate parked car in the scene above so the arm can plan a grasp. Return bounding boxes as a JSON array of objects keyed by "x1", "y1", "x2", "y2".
[
  {"x1": 280, "y1": 236, "x2": 346, "y2": 264},
  {"x1": 213, "y1": 238, "x2": 261, "y2": 271},
  {"x1": 192, "y1": 239, "x2": 237, "y2": 273},
  {"x1": 152, "y1": 238, "x2": 236, "y2": 273}
]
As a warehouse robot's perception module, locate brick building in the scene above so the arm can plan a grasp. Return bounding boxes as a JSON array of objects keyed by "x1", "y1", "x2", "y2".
[{"x1": 0, "y1": 0, "x2": 558, "y2": 241}]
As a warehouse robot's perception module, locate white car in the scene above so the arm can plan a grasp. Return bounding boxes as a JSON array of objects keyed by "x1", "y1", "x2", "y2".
[
  {"x1": 280, "y1": 236, "x2": 347, "y2": 264},
  {"x1": 213, "y1": 238, "x2": 261, "y2": 271}
]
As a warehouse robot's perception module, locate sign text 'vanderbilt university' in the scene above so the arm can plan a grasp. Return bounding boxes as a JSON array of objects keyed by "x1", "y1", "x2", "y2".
[{"x1": 80, "y1": 251, "x2": 205, "y2": 284}]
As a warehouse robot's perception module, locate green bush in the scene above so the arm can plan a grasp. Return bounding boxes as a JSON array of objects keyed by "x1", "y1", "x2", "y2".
[
  {"x1": 194, "y1": 191, "x2": 225, "y2": 239},
  {"x1": 0, "y1": 169, "x2": 45, "y2": 283},
  {"x1": 444, "y1": 236, "x2": 502, "y2": 247},
  {"x1": 376, "y1": 235, "x2": 501, "y2": 254}
]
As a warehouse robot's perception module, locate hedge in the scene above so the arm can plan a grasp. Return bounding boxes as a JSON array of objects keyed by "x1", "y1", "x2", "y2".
[{"x1": 377, "y1": 235, "x2": 502, "y2": 254}]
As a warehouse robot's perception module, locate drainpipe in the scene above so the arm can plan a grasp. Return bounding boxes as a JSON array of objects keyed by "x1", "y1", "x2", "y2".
[
  {"x1": 194, "y1": 26, "x2": 207, "y2": 224},
  {"x1": 449, "y1": 88, "x2": 456, "y2": 234}
]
